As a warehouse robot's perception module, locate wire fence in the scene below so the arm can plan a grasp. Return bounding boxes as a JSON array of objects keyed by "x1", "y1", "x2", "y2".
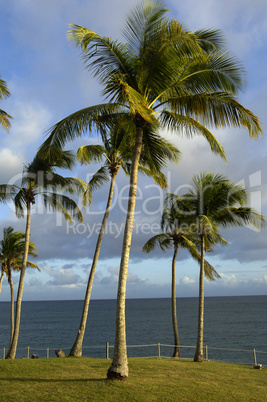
[{"x1": 2, "y1": 343, "x2": 266, "y2": 367}]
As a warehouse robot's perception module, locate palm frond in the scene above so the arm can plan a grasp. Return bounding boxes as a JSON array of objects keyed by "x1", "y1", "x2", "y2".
[
  {"x1": 0, "y1": 77, "x2": 11, "y2": 99},
  {"x1": 68, "y1": 25, "x2": 135, "y2": 88},
  {"x1": 159, "y1": 111, "x2": 226, "y2": 160},
  {"x1": 82, "y1": 166, "x2": 110, "y2": 207},
  {"x1": 195, "y1": 28, "x2": 226, "y2": 51},
  {"x1": 0, "y1": 185, "x2": 21, "y2": 203},
  {"x1": 143, "y1": 233, "x2": 172, "y2": 253},
  {"x1": 0, "y1": 109, "x2": 12, "y2": 132},
  {"x1": 42, "y1": 193, "x2": 83, "y2": 223},
  {"x1": 164, "y1": 92, "x2": 262, "y2": 138},
  {"x1": 39, "y1": 104, "x2": 122, "y2": 154},
  {"x1": 122, "y1": 0, "x2": 168, "y2": 56},
  {"x1": 77, "y1": 144, "x2": 106, "y2": 165}
]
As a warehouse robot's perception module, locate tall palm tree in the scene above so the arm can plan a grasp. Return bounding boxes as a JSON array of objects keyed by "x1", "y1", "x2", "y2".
[
  {"x1": 39, "y1": 1, "x2": 262, "y2": 378},
  {"x1": 181, "y1": 172, "x2": 265, "y2": 362},
  {"x1": 0, "y1": 75, "x2": 12, "y2": 132},
  {"x1": 0, "y1": 151, "x2": 85, "y2": 359},
  {"x1": 69, "y1": 126, "x2": 180, "y2": 356},
  {"x1": 0, "y1": 226, "x2": 39, "y2": 348},
  {"x1": 143, "y1": 194, "x2": 220, "y2": 358}
]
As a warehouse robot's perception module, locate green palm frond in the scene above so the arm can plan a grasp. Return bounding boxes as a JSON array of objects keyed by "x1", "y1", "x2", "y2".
[
  {"x1": 159, "y1": 111, "x2": 226, "y2": 160},
  {"x1": 77, "y1": 145, "x2": 106, "y2": 164},
  {"x1": 0, "y1": 77, "x2": 11, "y2": 132},
  {"x1": 0, "y1": 184, "x2": 21, "y2": 203},
  {"x1": 39, "y1": 104, "x2": 122, "y2": 154},
  {"x1": 82, "y1": 166, "x2": 110, "y2": 207},
  {"x1": 122, "y1": 0, "x2": 168, "y2": 56},
  {"x1": 0, "y1": 109, "x2": 12, "y2": 132},
  {"x1": 46, "y1": 175, "x2": 87, "y2": 196},
  {"x1": 143, "y1": 233, "x2": 172, "y2": 253},
  {"x1": 138, "y1": 165, "x2": 168, "y2": 188},
  {"x1": 25, "y1": 261, "x2": 40, "y2": 271},
  {"x1": 14, "y1": 190, "x2": 27, "y2": 218},
  {"x1": 177, "y1": 50, "x2": 245, "y2": 95},
  {"x1": 68, "y1": 25, "x2": 134, "y2": 88},
  {"x1": 195, "y1": 28, "x2": 226, "y2": 51},
  {"x1": 0, "y1": 77, "x2": 10, "y2": 99},
  {"x1": 42, "y1": 193, "x2": 83, "y2": 223},
  {"x1": 164, "y1": 92, "x2": 262, "y2": 138}
]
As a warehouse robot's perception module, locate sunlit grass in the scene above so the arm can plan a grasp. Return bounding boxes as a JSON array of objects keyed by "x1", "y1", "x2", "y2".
[{"x1": 0, "y1": 357, "x2": 266, "y2": 401}]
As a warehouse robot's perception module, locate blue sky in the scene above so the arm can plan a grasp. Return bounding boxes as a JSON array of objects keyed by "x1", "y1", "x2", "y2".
[{"x1": 0, "y1": 0, "x2": 266, "y2": 301}]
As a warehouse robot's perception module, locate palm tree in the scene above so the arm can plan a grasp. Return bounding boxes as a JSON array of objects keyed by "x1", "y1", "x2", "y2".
[
  {"x1": 0, "y1": 151, "x2": 85, "y2": 359},
  {"x1": 39, "y1": 1, "x2": 262, "y2": 378},
  {"x1": 143, "y1": 194, "x2": 220, "y2": 358},
  {"x1": 181, "y1": 172, "x2": 265, "y2": 362},
  {"x1": 0, "y1": 226, "x2": 39, "y2": 348},
  {"x1": 69, "y1": 125, "x2": 180, "y2": 356},
  {"x1": 0, "y1": 75, "x2": 12, "y2": 132}
]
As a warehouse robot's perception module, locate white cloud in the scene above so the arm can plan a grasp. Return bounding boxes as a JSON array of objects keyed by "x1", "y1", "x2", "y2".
[
  {"x1": 180, "y1": 276, "x2": 197, "y2": 286},
  {"x1": 0, "y1": 148, "x2": 23, "y2": 182},
  {"x1": 43, "y1": 265, "x2": 82, "y2": 286},
  {"x1": 10, "y1": 101, "x2": 52, "y2": 148}
]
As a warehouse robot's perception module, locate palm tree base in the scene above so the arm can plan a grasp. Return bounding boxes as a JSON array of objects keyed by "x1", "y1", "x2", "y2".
[
  {"x1": 69, "y1": 346, "x2": 82, "y2": 357},
  {"x1": 194, "y1": 352, "x2": 204, "y2": 362},
  {"x1": 172, "y1": 349, "x2": 180, "y2": 358},
  {"x1": 107, "y1": 366, "x2": 128, "y2": 380}
]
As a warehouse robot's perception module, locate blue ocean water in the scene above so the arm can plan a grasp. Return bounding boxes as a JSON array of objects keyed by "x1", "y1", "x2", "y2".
[{"x1": 0, "y1": 296, "x2": 266, "y2": 366}]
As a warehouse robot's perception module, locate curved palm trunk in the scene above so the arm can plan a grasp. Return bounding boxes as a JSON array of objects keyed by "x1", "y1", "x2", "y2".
[
  {"x1": 7, "y1": 266, "x2": 14, "y2": 348},
  {"x1": 194, "y1": 234, "x2": 205, "y2": 362},
  {"x1": 172, "y1": 245, "x2": 180, "y2": 358},
  {"x1": 0, "y1": 271, "x2": 4, "y2": 293},
  {"x1": 6, "y1": 202, "x2": 31, "y2": 359},
  {"x1": 107, "y1": 125, "x2": 143, "y2": 380},
  {"x1": 69, "y1": 173, "x2": 117, "y2": 357}
]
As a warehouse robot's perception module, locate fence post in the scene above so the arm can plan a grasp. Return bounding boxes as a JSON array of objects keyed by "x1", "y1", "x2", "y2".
[
  {"x1": 3, "y1": 347, "x2": 5, "y2": 359},
  {"x1": 106, "y1": 342, "x2": 109, "y2": 359},
  {"x1": 205, "y1": 345, "x2": 208, "y2": 361},
  {"x1": 253, "y1": 349, "x2": 257, "y2": 366},
  {"x1": 158, "y1": 343, "x2": 161, "y2": 358},
  {"x1": 27, "y1": 346, "x2": 30, "y2": 359},
  {"x1": 47, "y1": 348, "x2": 49, "y2": 359}
]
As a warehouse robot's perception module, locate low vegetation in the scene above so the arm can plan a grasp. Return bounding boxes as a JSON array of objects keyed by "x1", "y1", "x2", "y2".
[{"x1": 0, "y1": 357, "x2": 266, "y2": 401}]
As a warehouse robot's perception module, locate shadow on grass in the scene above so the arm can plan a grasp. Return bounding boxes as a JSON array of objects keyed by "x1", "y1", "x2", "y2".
[{"x1": 0, "y1": 378, "x2": 110, "y2": 383}]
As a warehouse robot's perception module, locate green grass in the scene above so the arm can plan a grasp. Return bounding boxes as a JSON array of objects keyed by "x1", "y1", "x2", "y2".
[{"x1": 0, "y1": 357, "x2": 266, "y2": 401}]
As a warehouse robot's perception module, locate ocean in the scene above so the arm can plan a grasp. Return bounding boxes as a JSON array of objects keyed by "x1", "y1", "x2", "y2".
[{"x1": 0, "y1": 296, "x2": 266, "y2": 366}]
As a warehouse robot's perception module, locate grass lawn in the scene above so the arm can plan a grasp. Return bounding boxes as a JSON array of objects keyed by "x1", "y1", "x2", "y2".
[{"x1": 0, "y1": 357, "x2": 266, "y2": 401}]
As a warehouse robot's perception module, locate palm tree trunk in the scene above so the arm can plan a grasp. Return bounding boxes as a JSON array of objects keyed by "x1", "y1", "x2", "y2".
[
  {"x1": 69, "y1": 173, "x2": 117, "y2": 357},
  {"x1": 107, "y1": 124, "x2": 143, "y2": 380},
  {"x1": 194, "y1": 234, "x2": 205, "y2": 362},
  {"x1": 6, "y1": 202, "x2": 31, "y2": 359},
  {"x1": 0, "y1": 270, "x2": 4, "y2": 293},
  {"x1": 172, "y1": 245, "x2": 180, "y2": 358},
  {"x1": 8, "y1": 268, "x2": 14, "y2": 348}
]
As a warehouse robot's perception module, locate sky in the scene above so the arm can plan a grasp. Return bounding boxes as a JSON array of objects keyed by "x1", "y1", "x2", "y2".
[{"x1": 0, "y1": 0, "x2": 266, "y2": 301}]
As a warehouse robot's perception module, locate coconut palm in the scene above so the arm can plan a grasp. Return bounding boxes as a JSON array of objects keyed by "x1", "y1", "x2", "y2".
[
  {"x1": 143, "y1": 194, "x2": 220, "y2": 358},
  {"x1": 39, "y1": 0, "x2": 262, "y2": 378},
  {"x1": 69, "y1": 125, "x2": 180, "y2": 356},
  {"x1": 0, "y1": 75, "x2": 12, "y2": 132},
  {"x1": 0, "y1": 151, "x2": 86, "y2": 359},
  {"x1": 0, "y1": 226, "x2": 39, "y2": 348},
  {"x1": 181, "y1": 172, "x2": 265, "y2": 362}
]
